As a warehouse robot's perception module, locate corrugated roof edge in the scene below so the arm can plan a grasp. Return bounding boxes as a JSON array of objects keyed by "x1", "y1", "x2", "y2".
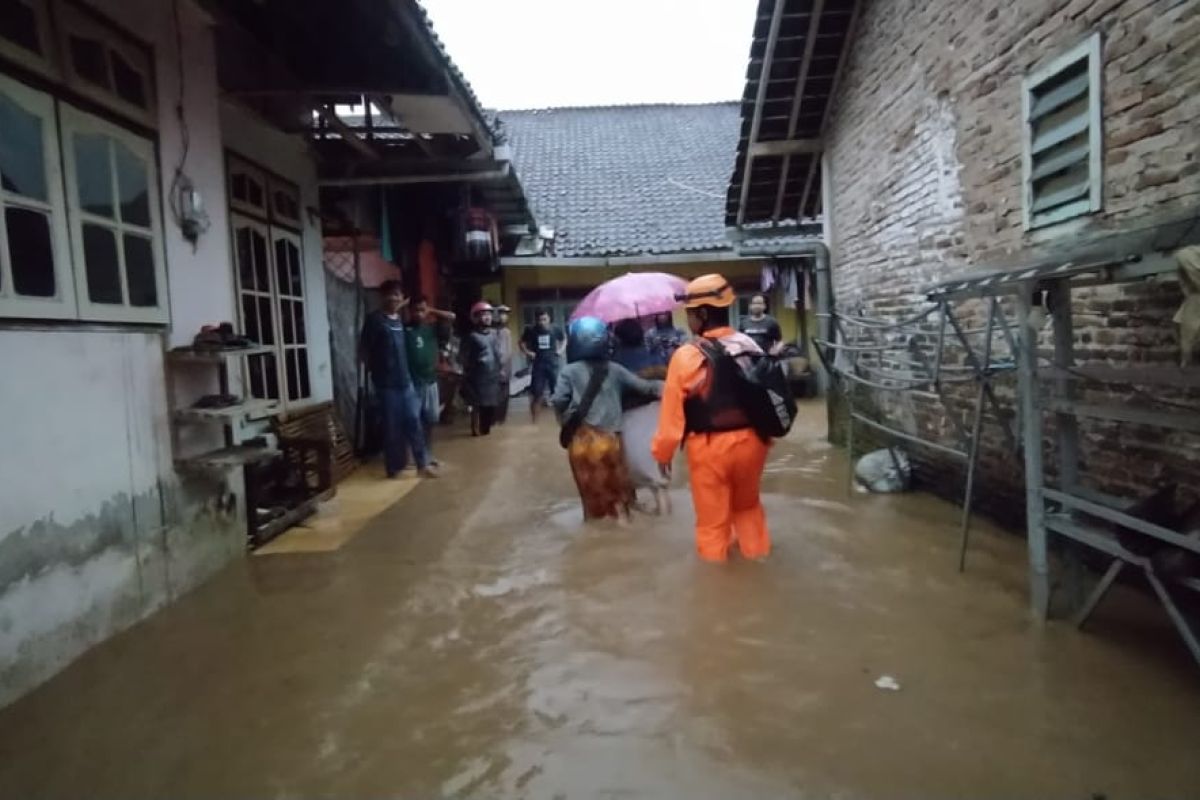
[
  {"x1": 412, "y1": 0, "x2": 495, "y2": 139},
  {"x1": 495, "y1": 100, "x2": 741, "y2": 115}
]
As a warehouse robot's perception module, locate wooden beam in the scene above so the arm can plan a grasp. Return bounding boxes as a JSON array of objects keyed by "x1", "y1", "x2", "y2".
[
  {"x1": 370, "y1": 93, "x2": 438, "y2": 158},
  {"x1": 773, "y1": 0, "x2": 825, "y2": 222},
  {"x1": 318, "y1": 105, "x2": 380, "y2": 160},
  {"x1": 748, "y1": 138, "x2": 823, "y2": 158},
  {"x1": 736, "y1": 0, "x2": 788, "y2": 228}
]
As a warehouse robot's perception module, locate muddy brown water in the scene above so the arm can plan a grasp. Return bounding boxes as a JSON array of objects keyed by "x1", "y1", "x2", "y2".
[{"x1": 1, "y1": 401, "x2": 1198, "y2": 799}]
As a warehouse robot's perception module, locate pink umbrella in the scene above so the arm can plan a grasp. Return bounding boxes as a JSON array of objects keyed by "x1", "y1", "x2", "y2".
[{"x1": 570, "y1": 272, "x2": 689, "y2": 323}]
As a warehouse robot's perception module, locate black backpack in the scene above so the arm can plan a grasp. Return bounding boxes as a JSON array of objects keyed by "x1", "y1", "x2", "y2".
[{"x1": 698, "y1": 341, "x2": 797, "y2": 440}]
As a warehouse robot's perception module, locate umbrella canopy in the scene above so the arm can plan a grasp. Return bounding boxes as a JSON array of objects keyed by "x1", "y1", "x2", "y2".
[{"x1": 570, "y1": 272, "x2": 689, "y2": 323}]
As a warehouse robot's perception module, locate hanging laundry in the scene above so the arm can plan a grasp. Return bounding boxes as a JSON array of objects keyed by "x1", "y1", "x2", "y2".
[
  {"x1": 781, "y1": 265, "x2": 799, "y2": 306},
  {"x1": 761, "y1": 263, "x2": 776, "y2": 293}
]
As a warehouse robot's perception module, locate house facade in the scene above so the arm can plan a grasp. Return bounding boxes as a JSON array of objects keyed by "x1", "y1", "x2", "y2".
[
  {"x1": 825, "y1": 0, "x2": 1200, "y2": 518},
  {"x1": 495, "y1": 104, "x2": 817, "y2": 347},
  {"x1": 727, "y1": 0, "x2": 1199, "y2": 520},
  {"x1": 0, "y1": 0, "x2": 503, "y2": 707}
]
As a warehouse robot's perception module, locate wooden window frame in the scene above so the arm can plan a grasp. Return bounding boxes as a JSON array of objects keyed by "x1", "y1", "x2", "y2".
[
  {"x1": 61, "y1": 102, "x2": 167, "y2": 324},
  {"x1": 0, "y1": 0, "x2": 58, "y2": 79},
  {"x1": 54, "y1": 0, "x2": 157, "y2": 129},
  {"x1": 1021, "y1": 33, "x2": 1103, "y2": 231},
  {"x1": 0, "y1": 71, "x2": 76, "y2": 319},
  {"x1": 231, "y1": 212, "x2": 313, "y2": 410}
]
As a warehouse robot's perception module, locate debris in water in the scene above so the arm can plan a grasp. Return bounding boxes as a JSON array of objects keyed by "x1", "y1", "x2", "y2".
[{"x1": 874, "y1": 675, "x2": 901, "y2": 691}]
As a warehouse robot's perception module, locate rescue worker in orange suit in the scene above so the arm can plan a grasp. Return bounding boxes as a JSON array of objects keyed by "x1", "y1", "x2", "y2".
[{"x1": 651, "y1": 274, "x2": 771, "y2": 562}]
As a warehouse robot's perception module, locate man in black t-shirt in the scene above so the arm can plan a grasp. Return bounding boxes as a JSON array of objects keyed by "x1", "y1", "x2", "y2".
[
  {"x1": 520, "y1": 310, "x2": 566, "y2": 421},
  {"x1": 738, "y1": 293, "x2": 783, "y2": 355}
]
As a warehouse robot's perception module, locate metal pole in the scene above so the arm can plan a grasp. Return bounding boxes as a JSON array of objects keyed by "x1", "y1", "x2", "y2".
[
  {"x1": 958, "y1": 297, "x2": 996, "y2": 572},
  {"x1": 1016, "y1": 289, "x2": 1050, "y2": 620}
]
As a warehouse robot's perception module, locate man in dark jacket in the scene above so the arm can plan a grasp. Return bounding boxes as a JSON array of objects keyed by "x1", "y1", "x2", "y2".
[
  {"x1": 463, "y1": 301, "x2": 501, "y2": 436},
  {"x1": 359, "y1": 281, "x2": 438, "y2": 478}
]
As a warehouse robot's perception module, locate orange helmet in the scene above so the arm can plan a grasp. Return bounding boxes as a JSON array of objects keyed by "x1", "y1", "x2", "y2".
[{"x1": 676, "y1": 274, "x2": 735, "y2": 309}]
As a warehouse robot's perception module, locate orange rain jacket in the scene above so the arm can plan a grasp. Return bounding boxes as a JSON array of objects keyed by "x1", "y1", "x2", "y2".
[{"x1": 651, "y1": 327, "x2": 770, "y2": 562}]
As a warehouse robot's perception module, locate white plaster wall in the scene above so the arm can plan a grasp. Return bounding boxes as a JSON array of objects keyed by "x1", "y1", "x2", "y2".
[
  {"x1": 0, "y1": 1, "x2": 243, "y2": 706},
  {"x1": 219, "y1": 101, "x2": 336, "y2": 405}
]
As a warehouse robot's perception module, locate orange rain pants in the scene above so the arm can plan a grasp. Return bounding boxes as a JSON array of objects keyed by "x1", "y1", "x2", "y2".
[{"x1": 651, "y1": 328, "x2": 771, "y2": 562}]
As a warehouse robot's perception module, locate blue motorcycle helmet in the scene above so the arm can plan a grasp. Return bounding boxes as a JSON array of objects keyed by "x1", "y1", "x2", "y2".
[{"x1": 567, "y1": 316, "x2": 610, "y2": 362}]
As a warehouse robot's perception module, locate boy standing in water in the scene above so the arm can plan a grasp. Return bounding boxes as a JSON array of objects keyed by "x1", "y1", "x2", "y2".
[
  {"x1": 406, "y1": 295, "x2": 455, "y2": 463},
  {"x1": 738, "y1": 293, "x2": 783, "y2": 355},
  {"x1": 493, "y1": 304, "x2": 514, "y2": 424},
  {"x1": 520, "y1": 309, "x2": 565, "y2": 422}
]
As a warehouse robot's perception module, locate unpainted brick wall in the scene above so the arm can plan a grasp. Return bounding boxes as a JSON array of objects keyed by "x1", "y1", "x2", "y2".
[{"x1": 826, "y1": 0, "x2": 1200, "y2": 524}]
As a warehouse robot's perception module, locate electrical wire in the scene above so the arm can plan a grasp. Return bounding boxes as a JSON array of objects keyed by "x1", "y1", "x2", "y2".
[{"x1": 167, "y1": 0, "x2": 193, "y2": 243}]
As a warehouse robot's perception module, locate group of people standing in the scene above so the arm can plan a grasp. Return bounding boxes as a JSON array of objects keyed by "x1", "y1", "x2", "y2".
[
  {"x1": 359, "y1": 280, "x2": 454, "y2": 479},
  {"x1": 361, "y1": 275, "x2": 784, "y2": 563}
]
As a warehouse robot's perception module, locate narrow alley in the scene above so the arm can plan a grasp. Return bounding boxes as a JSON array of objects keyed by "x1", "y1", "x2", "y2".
[{"x1": 1, "y1": 405, "x2": 1197, "y2": 800}]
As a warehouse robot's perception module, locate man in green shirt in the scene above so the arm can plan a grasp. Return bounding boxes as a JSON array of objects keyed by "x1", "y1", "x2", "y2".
[{"x1": 406, "y1": 295, "x2": 455, "y2": 461}]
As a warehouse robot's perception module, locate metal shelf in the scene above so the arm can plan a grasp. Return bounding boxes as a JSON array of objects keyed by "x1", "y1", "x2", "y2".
[
  {"x1": 1046, "y1": 365, "x2": 1200, "y2": 389},
  {"x1": 176, "y1": 445, "x2": 278, "y2": 470},
  {"x1": 175, "y1": 399, "x2": 279, "y2": 423},
  {"x1": 167, "y1": 345, "x2": 273, "y2": 364},
  {"x1": 1043, "y1": 399, "x2": 1200, "y2": 433}
]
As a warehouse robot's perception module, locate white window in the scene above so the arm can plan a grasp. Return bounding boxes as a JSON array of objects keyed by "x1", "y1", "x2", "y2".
[
  {"x1": 268, "y1": 177, "x2": 302, "y2": 230},
  {"x1": 228, "y1": 156, "x2": 268, "y2": 219},
  {"x1": 61, "y1": 104, "x2": 166, "y2": 323},
  {"x1": 55, "y1": 0, "x2": 155, "y2": 127},
  {"x1": 231, "y1": 214, "x2": 312, "y2": 407},
  {"x1": 0, "y1": 7, "x2": 165, "y2": 325},
  {"x1": 0, "y1": 0, "x2": 56, "y2": 77},
  {"x1": 0, "y1": 72, "x2": 74, "y2": 318},
  {"x1": 1021, "y1": 33, "x2": 1103, "y2": 230}
]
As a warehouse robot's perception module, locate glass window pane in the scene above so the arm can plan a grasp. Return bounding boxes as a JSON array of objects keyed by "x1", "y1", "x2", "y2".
[
  {"x1": 285, "y1": 349, "x2": 300, "y2": 401},
  {"x1": 74, "y1": 133, "x2": 114, "y2": 218},
  {"x1": 83, "y1": 223, "x2": 121, "y2": 303},
  {"x1": 241, "y1": 294, "x2": 259, "y2": 344},
  {"x1": 274, "y1": 239, "x2": 290, "y2": 295},
  {"x1": 231, "y1": 173, "x2": 247, "y2": 203},
  {"x1": 0, "y1": 0, "x2": 41, "y2": 55},
  {"x1": 257, "y1": 296, "x2": 274, "y2": 344},
  {"x1": 279, "y1": 298, "x2": 295, "y2": 344},
  {"x1": 236, "y1": 227, "x2": 254, "y2": 290},
  {"x1": 293, "y1": 301, "x2": 306, "y2": 344},
  {"x1": 123, "y1": 234, "x2": 156, "y2": 307},
  {"x1": 247, "y1": 179, "x2": 263, "y2": 208},
  {"x1": 264, "y1": 352, "x2": 279, "y2": 399},
  {"x1": 288, "y1": 243, "x2": 302, "y2": 296},
  {"x1": 0, "y1": 91, "x2": 46, "y2": 200},
  {"x1": 251, "y1": 229, "x2": 268, "y2": 291},
  {"x1": 297, "y1": 348, "x2": 311, "y2": 399},
  {"x1": 7, "y1": 207, "x2": 54, "y2": 297},
  {"x1": 114, "y1": 142, "x2": 149, "y2": 227},
  {"x1": 248, "y1": 352, "x2": 267, "y2": 399},
  {"x1": 70, "y1": 35, "x2": 110, "y2": 89},
  {"x1": 110, "y1": 51, "x2": 147, "y2": 109}
]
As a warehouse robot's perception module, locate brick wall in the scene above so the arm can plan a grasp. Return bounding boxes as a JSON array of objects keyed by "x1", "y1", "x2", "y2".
[{"x1": 826, "y1": 0, "x2": 1200, "y2": 522}]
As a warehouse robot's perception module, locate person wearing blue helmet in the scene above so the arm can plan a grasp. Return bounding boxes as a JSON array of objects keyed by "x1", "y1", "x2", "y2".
[{"x1": 551, "y1": 316, "x2": 663, "y2": 521}]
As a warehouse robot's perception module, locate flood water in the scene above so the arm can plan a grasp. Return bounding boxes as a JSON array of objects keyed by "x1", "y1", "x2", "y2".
[{"x1": 1, "y1": 401, "x2": 1198, "y2": 799}]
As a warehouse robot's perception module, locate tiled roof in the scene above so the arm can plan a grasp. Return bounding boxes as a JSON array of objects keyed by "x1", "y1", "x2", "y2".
[{"x1": 498, "y1": 103, "x2": 743, "y2": 258}]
